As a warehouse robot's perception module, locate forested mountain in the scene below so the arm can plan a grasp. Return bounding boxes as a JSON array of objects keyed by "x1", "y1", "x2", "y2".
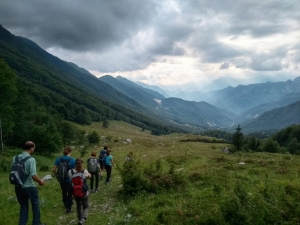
[
  {"x1": 99, "y1": 75, "x2": 163, "y2": 108},
  {"x1": 136, "y1": 81, "x2": 170, "y2": 97},
  {"x1": 2, "y1": 23, "x2": 300, "y2": 143},
  {"x1": 159, "y1": 98, "x2": 233, "y2": 128},
  {"x1": 233, "y1": 92, "x2": 300, "y2": 124},
  {"x1": 206, "y1": 78, "x2": 300, "y2": 114},
  {"x1": 115, "y1": 76, "x2": 165, "y2": 99},
  {"x1": 241, "y1": 100, "x2": 300, "y2": 133},
  {"x1": 100, "y1": 75, "x2": 233, "y2": 128},
  {"x1": 0, "y1": 24, "x2": 183, "y2": 152}
]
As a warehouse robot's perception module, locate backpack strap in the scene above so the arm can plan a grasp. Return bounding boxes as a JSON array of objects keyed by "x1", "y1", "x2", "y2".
[
  {"x1": 16, "y1": 155, "x2": 31, "y2": 164},
  {"x1": 15, "y1": 155, "x2": 32, "y2": 181}
]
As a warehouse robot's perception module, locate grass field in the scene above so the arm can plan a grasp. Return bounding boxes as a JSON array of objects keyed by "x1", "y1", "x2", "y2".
[{"x1": 1, "y1": 121, "x2": 300, "y2": 224}]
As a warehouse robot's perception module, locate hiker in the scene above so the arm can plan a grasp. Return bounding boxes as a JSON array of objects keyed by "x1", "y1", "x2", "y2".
[
  {"x1": 98, "y1": 146, "x2": 108, "y2": 179},
  {"x1": 11, "y1": 141, "x2": 46, "y2": 225},
  {"x1": 52, "y1": 146, "x2": 75, "y2": 213},
  {"x1": 104, "y1": 149, "x2": 115, "y2": 184},
  {"x1": 87, "y1": 151, "x2": 100, "y2": 192},
  {"x1": 125, "y1": 152, "x2": 133, "y2": 161},
  {"x1": 68, "y1": 158, "x2": 91, "y2": 225}
]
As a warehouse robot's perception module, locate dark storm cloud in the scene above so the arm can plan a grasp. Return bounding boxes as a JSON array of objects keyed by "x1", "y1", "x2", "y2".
[
  {"x1": 0, "y1": 0, "x2": 299, "y2": 74},
  {"x1": 0, "y1": 0, "x2": 158, "y2": 51}
]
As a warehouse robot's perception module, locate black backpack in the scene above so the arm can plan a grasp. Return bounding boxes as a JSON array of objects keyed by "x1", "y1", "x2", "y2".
[
  {"x1": 9, "y1": 155, "x2": 31, "y2": 186},
  {"x1": 56, "y1": 157, "x2": 71, "y2": 181}
]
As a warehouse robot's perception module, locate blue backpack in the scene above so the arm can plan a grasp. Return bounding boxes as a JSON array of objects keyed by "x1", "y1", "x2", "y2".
[{"x1": 99, "y1": 150, "x2": 107, "y2": 162}]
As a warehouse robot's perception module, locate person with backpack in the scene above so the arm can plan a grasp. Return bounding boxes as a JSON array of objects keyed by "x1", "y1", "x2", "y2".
[
  {"x1": 98, "y1": 146, "x2": 108, "y2": 179},
  {"x1": 87, "y1": 151, "x2": 100, "y2": 193},
  {"x1": 68, "y1": 158, "x2": 91, "y2": 225},
  {"x1": 10, "y1": 141, "x2": 46, "y2": 225},
  {"x1": 52, "y1": 146, "x2": 75, "y2": 214},
  {"x1": 104, "y1": 149, "x2": 115, "y2": 184}
]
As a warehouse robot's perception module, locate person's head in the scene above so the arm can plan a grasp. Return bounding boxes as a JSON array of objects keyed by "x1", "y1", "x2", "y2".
[
  {"x1": 23, "y1": 141, "x2": 35, "y2": 154},
  {"x1": 104, "y1": 146, "x2": 108, "y2": 150},
  {"x1": 63, "y1": 146, "x2": 72, "y2": 155},
  {"x1": 91, "y1": 151, "x2": 97, "y2": 157},
  {"x1": 75, "y1": 158, "x2": 84, "y2": 171},
  {"x1": 106, "y1": 149, "x2": 111, "y2": 156},
  {"x1": 128, "y1": 152, "x2": 133, "y2": 156}
]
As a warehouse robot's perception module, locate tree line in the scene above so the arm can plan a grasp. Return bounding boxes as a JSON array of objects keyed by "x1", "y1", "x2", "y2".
[
  {"x1": 232, "y1": 124, "x2": 300, "y2": 154},
  {"x1": 0, "y1": 59, "x2": 182, "y2": 154}
]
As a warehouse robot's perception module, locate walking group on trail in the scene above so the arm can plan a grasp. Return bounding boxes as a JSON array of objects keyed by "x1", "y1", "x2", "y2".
[{"x1": 10, "y1": 142, "x2": 116, "y2": 225}]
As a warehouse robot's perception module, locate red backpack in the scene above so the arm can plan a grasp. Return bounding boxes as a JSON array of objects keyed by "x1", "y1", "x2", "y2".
[{"x1": 71, "y1": 170, "x2": 88, "y2": 198}]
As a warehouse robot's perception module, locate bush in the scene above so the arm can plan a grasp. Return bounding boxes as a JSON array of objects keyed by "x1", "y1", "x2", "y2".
[
  {"x1": 119, "y1": 159, "x2": 187, "y2": 195},
  {"x1": 39, "y1": 165, "x2": 50, "y2": 172}
]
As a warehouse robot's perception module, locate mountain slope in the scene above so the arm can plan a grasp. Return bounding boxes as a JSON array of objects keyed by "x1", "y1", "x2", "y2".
[
  {"x1": 158, "y1": 98, "x2": 233, "y2": 128},
  {"x1": 136, "y1": 81, "x2": 170, "y2": 97},
  {"x1": 234, "y1": 92, "x2": 300, "y2": 124},
  {"x1": 99, "y1": 75, "x2": 163, "y2": 109},
  {"x1": 241, "y1": 100, "x2": 300, "y2": 133},
  {"x1": 101, "y1": 75, "x2": 233, "y2": 128},
  {"x1": 116, "y1": 76, "x2": 165, "y2": 99},
  {"x1": 206, "y1": 79, "x2": 300, "y2": 114},
  {"x1": 0, "y1": 24, "x2": 181, "y2": 134}
]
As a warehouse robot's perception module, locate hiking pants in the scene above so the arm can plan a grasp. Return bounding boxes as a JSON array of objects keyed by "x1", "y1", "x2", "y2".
[
  {"x1": 15, "y1": 186, "x2": 41, "y2": 225},
  {"x1": 75, "y1": 195, "x2": 89, "y2": 220},
  {"x1": 59, "y1": 181, "x2": 73, "y2": 210},
  {"x1": 90, "y1": 171, "x2": 99, "y2": 190},
  {"x1": 105, "y1": 165, "x2": 112, "y2": 183}
]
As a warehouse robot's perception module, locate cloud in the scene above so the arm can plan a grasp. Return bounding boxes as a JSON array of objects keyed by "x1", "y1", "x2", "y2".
[{"x1": 0, "y1": 0, "x2": 299, "y2": 85}]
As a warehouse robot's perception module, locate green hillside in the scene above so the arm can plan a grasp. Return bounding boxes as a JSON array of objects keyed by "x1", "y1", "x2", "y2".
[
  {"x1": 242, "y1": 100, "x2": 300, "y2": 133},
  {"x1": 1, "y1": 121, "x2": 300, "y2": 224},
  {"x1": 0, "y1": 24, "x2": 184, "y2": 151}
]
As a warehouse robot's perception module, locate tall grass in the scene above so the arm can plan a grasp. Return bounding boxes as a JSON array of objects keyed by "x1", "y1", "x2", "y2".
[{"x1": 1, "y1": 121, "x2": 300, "y2": 224}]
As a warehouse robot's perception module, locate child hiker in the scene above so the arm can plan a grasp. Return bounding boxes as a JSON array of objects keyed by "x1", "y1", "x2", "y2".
[{"x1": 68, "y1": 158, "x2": 91, "y2": 225}]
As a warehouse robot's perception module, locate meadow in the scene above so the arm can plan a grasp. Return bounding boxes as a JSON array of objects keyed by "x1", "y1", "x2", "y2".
[{"x1": 1, "y1": 121, "x2": 300, "y2": 225}]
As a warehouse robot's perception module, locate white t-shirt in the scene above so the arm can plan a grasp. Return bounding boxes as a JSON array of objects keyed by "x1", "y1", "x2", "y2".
[{"x1": 68, "y1": 169, "x2": 90, "y2": 179}]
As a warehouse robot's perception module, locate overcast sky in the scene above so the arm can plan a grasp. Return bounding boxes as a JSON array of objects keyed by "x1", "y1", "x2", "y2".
[{"x1": 0, "y1": 0, "x2": 299, "y2": 86}]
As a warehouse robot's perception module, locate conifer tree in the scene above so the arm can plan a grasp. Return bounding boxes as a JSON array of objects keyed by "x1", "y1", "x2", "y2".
[{"x1": 232, "y1": 125, "x2": 243, "y2": 153}]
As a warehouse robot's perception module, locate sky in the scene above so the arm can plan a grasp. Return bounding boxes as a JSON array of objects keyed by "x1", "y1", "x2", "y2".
[{"x1": 0, "y1": 0, "x2": 299, "y2": 87}]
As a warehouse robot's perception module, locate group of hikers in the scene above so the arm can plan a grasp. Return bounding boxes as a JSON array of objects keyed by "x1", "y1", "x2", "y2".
[{"x1": 9, "y1": 141, "x2": 120, "y2": 225}]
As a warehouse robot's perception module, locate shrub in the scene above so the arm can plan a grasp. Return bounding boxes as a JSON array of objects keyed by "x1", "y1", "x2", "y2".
[
  {"x1": 119, "y1": 159, "x2": 187, "y2": 195},
  {"x1": 39, "y1": 165, "x2": 50, "y2": 172}
]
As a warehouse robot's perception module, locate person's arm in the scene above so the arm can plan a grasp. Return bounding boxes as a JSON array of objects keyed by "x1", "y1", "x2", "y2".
[
  {"x1": 52, "y1": 157, "x2": 60, "y2": 176},
  {"x1": 32, "y1": 175, "x2": 45, "y2": 186},
  {"x1": 52, "y1": 165, "x2": 57, "y2": 176},
  {"x1": 84, "y1": 169, "x2": 91, "y2": 179},
  {"x1": 68, "y1": 170, "x2": 73, "y2": 179},
  {"x1": 110, "y1": 156, "x2": 115, "y2": 167}
]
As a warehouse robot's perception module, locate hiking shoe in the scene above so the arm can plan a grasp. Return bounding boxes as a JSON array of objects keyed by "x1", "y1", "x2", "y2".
[
  {"x1": 105, "y1": 182, "x2": 109, "y2": 185},
  {"x1": 78, "y1": 217, "x2": 86, "y2": 224}
]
